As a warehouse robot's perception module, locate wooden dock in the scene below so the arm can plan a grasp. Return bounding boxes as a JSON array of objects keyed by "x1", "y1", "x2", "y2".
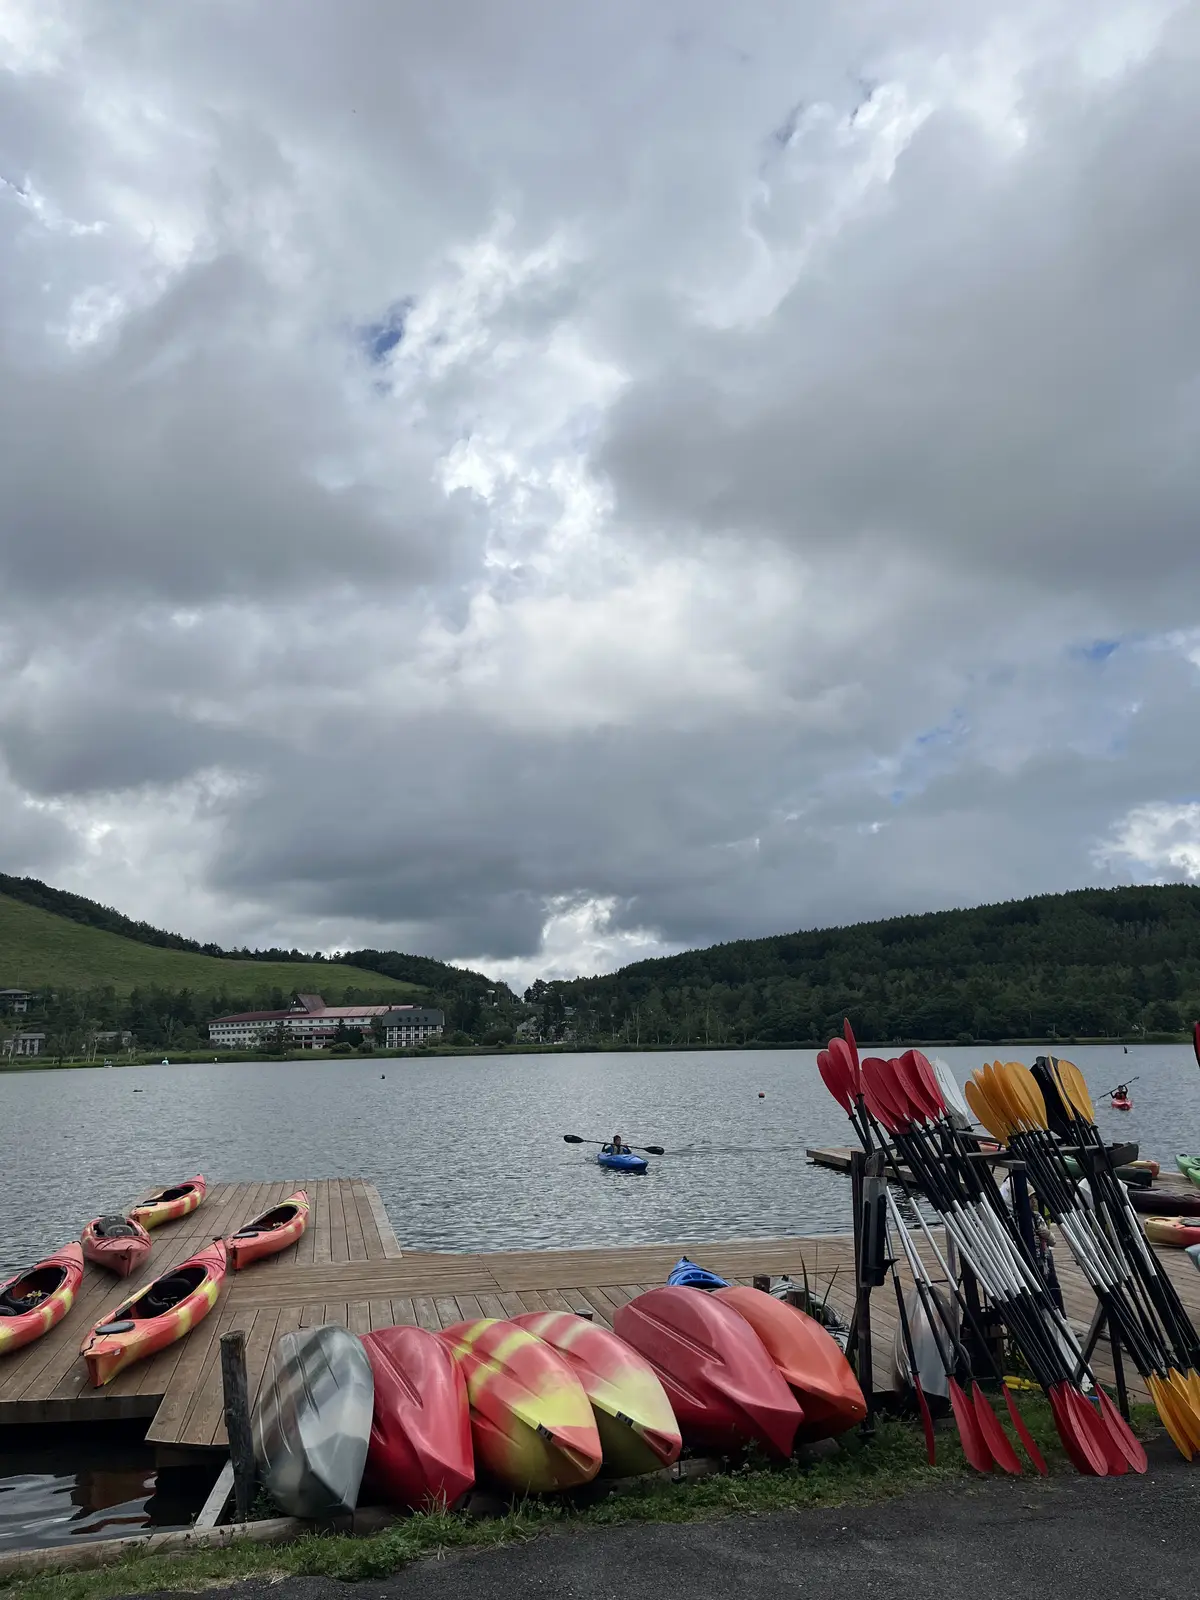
[{"x1": 3, "y1": 1177, "x2": 1200, "y2": 1457}]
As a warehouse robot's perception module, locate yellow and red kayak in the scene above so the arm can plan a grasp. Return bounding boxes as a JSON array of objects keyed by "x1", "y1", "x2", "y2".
[
  {"x1": 0, "y1": 1243, "x2": 84, "y2": 1357},
  {"x1": 130, "y1": 1175, "x2": 206, "y2": 1231},
  {"x1": 510, "y1": 1311, "x2": 681, "y2": 1475},
  {"x1": 80, "y1": 1239, "x2": 226, "y2": 1386},
  {"x1": 1142, "y1": 1216, "x2": 1200, "y2": 1249},
  {"x1": 438, "y1": 1318, "x2": 602, "y2": 1492},
  {"x1": 226, "y1": 1190, "x2": 309, "y2": 1271},
  {"x1": 714, "y1": 1286, "x2": 866, "y2": 1439}
]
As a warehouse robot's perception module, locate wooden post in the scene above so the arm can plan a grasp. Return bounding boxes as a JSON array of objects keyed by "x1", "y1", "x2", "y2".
[
  {"x1": 752, "y1": 1275, "x2": 770, "y2": 1293},
  {"x1": 220, "y1": 1330, "x2": 256, "y2": 1522}
]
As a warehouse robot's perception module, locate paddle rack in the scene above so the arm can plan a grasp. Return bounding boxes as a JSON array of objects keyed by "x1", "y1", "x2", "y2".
[{"x1": 844, "y1": 1146, "x2": 1040, "y2": 1420}]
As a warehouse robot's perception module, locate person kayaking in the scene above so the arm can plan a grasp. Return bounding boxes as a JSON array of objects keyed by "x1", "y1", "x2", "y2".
[
  {"x1": 609, "y1": 1134, "x2": 626, "y2": 1154},
  {"x1": 1114, "y1": 1084, "x2": 1129, "y2": 1100}
]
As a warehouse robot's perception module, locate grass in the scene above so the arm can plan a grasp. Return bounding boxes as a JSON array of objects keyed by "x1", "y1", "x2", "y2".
[
  {"x1": 1, "y1": 1402, "x2": 1161, "y2": 1600},
  {"x1": 0, "y1": 894, "x2": 421, "y2": 1000}
]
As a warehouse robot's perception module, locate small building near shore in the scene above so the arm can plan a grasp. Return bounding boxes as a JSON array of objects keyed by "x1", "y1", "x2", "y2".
[
  {"x1": 0, "y1": 989, "x2": 33, "y2": 1014},
  {"x1": 379, "y1": 1007, "x2": 445, "y2": 1048},
  {"x1": 2, "y1": 1031, "x2": 45, "y2": 1056}
]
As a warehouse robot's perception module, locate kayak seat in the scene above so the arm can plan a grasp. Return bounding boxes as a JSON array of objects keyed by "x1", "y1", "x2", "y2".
[
  {"x1": 94, "y1": 1215, "x2": 139, "y2": 1239},
  {"x1": 154, "y1": 1185, "x2": 194, "y2": 1203},
  {"x1": 95, "y1": 1319, "x2": 137, "y2": 1335},
  {"x1": 233, "y1": 1227, "x2": 264, "y2": 1238},
  {"x1": 137, "y1": 1266, "x2": 206, "y2": 1317}
]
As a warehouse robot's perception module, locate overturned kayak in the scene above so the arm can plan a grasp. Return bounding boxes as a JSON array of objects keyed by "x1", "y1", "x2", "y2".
[
  {"x1": 80, "y1": 1239, "x2": 226, "y2": 1386},
  {"x1": 1130, "y1": 1187, "x2": 1200, "y2": 1217},
  {"x1": 130, "y1": 1176, "x2": 206, "y2": 1231},
  {"x1": 1142, "y1": 1216, "x2": 1200, "y2": 1249},
  {"x1": 511, "y1": 1310, "x2": 681, "y2": 1475},
  {"x1": 361, "y1": 1324, "x2": 474, "y2": 1511},
  {"x1": 614, "y1": 1286, "x2": 802, "y2": 1459},
  {"x1": 81, "y1": 1215, "x2": 152, "y2": 1279},
  {"x1": 255, "y1": 1324, "x2": 374, "y2": 1519},
  {"x1": 439, "y1": 1318, "x2": 602, "y2": 1493},
  {"x1": 714, "y1": 1286, "x2": 866, "y2": 1438},
  {"x1": 597, "y1": 1149, "x2": 648, "y2": 1173},
  {"x1": 889, "y1": 1285, "x2": 958, "y2": 1402},
  {"x1": 0, "y1": 1243, "x2": 84, "y2": 1357},
  {"x1": 227, "y1": 1190, "x2": 309, "y2": 1270},
  {"x1": 1176, "y1": 1155, "x2": 1200, "y2": 1191},
  {"x1": 666, "y1": 1257, "x2": 729, "y2": 1290}
]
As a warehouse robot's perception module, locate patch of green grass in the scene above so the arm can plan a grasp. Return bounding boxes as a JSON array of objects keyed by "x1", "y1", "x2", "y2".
[
  {"x1": 0, "y1": 895, "x2": 421, "y2": 1000},
  {"x1": 3, "y1": 1402, "x2": 1162, "y2": 1600}
]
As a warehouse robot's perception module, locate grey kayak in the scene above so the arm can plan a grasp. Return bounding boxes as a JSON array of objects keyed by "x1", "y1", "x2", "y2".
[{"x1": 253, "y1": 1324, "x2": 374, "y2": 1519}]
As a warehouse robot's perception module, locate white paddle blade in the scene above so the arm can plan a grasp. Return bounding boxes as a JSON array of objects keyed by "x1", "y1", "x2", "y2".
[{"x1": 932, "y1": 1056, "x2": 972, "y2": 1128}]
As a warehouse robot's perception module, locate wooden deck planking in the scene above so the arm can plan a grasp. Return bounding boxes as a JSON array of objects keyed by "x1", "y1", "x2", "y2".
[{"x1": 9, "y1": 1173, "x2": 1200, "y2": 1449}]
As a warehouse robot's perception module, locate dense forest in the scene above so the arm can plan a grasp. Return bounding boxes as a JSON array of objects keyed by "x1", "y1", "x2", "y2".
[{"x1": 534, "y1": 885, "x2": 1200, "y2": 1046}]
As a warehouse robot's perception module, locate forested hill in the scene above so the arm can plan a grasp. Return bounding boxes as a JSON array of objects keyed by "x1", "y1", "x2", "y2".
[{"x1": 544, "y1": 886, "x2": 1200, "y2": 1045}]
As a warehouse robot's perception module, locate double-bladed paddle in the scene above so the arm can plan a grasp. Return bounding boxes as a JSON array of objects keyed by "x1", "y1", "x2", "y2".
[{"x1": 562, "y1": 1135, "x2": 666, "y2": 1155}]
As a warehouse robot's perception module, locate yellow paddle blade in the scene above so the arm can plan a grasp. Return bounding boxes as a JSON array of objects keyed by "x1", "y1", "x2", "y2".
[
  {"x1": 983, "y1": 1061, "x2": 1027, "y2": 1133},
  {"x1": 999, "y1": 1061, "x2": 1049, "y2": 1131},
  {"x1": 1049, "y1": 1057, "x2": 1095, "y2": 1125},
  {"x1": 965, "y1": 1075, "x2": 1010, "y2": 1142},
  {"x1": 1149, "y1": 1375, "x2": 1195, "y2": 1460},
  {"x1": 1167, "y1": 1369, "x2": 1200, "y2": 1450}
]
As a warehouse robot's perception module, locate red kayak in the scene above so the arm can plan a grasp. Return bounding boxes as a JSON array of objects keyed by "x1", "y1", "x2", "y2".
[
  {"x1": 0, "y1": 1243, "x2": 85, "y2": 1357},
  {"x1": 130, "y1": 1175, "x2": 206, "y2": 1231},
  {"x1": 80, "y1": 1239, "x2": 226, "y2": 1386},
  {"x1": 714, "y1": 1287, "x2": 866, "y2": 1439},
  {"x1": 613, "y1": 1287, "x2": 802, "y2": 1459},
  {"x1": 81, "y1": 1215, "x2": 152, "y2": 1279},
  {"x1": 361, "y1": 1325, "x2": 474, "y2": 1511},
  {"x1": 1111, "y1": 1097, "x2": 1133, "y2": 1111}
]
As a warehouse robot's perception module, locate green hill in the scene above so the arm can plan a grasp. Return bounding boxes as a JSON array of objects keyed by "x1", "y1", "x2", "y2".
[
  {"x1": 542, "y1": 884, "x2": 1200, "y2": 1045},
  {"x1": 0, "y1": 892, "x2": 421, "y2": 1000}
]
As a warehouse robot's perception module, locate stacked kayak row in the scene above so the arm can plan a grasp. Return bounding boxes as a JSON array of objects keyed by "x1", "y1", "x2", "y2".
[
  {"x1": 253, "y1": 1286, "x2": 867, "y2": 1519},
  {"x1": 0, "y1": 1178, "x2": 312, "y2": 1386}
]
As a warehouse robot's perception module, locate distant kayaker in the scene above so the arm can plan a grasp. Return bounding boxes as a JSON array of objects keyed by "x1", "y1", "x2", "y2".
[
  {"x1": 1115, "y1": 1084, "x2": 1129, "y2": 1100},
  {"x1": 610, "y1": 1134, "x2": 626, "y2": 1153}
]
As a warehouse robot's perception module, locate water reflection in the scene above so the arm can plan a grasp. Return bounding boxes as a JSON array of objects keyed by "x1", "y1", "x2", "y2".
[{"x1": 0, "y1": 1424, "x2": 218, "y2": 1553}]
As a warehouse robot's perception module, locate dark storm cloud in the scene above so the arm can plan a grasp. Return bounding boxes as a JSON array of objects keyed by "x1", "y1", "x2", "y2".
[{"x1": 2, "y1": 0, "x2": 1199, "y2": 982}]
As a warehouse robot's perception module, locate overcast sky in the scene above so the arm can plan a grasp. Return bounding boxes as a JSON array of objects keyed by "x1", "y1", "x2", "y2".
[{"x1": 2, "y1": 0, "x2": 1200, "y2": 990}]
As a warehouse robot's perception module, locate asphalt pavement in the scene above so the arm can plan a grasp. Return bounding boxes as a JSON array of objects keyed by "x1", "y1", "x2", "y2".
[{"x1": 129, "y1": 1443, "x2": 1197, "y2": 1600}]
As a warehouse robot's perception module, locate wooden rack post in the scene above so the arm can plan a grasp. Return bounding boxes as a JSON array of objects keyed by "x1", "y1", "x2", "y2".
[{"x1": 220, "y1": 1330, "x2": 257, "y2": 1521}]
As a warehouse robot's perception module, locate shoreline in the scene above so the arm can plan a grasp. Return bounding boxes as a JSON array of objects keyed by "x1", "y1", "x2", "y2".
[{"x1": 0, "y1": 1033, "x2": 1186, "y2": 1073}]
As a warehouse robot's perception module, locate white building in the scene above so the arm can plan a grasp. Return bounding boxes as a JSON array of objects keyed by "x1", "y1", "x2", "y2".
[
  {"x1": 208, "y1": 992, "x2": 443, "y2": 1050},
  {"x1": 2, "y1": 1031, "x2": 45, "y2": 1056},
  {"x1": 379, "y1": 1007, "x2": 445, "y2": 1048}
]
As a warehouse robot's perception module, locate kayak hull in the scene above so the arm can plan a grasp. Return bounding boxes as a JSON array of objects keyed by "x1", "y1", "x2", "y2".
[
  {"x1": 1130, "y1": 1188, "x2": 1200, "y2": 1217},
  {"x1": 1110, "y1": 1098, "x2": 1133, "y2": 1111},
  {"x1": 361, "y1": 1325, "x2": 474, "y2": 1511},
  {"x1": 439, "y1": 1318, "x2": 602, "y2": 1493},
  {"x1": 80, "y1": 1239, "x2": 226, "y2": 1386},
  {"x1": 130, "y1": 1176, "x2": 207, "y2": 1231},
  {"x1": 613, "y1": 1287, "x2": 802, "y2": 1459},
  {"x1": 510, "y1": 1310, "x2": 682, "y2": 1475},
  {"x1": 597, "y1": 1152, "x2": 648, "y2": 1173},
  {"x1": 227, "y1": 1190, "x2": 310, "y2": 1270},
  {"x1": 255, "y1": 1324, "x2": 374, "y2": 1519},
  {"x1": 0, "y1": 1244, "x2": 85, "y2": 1356},
  {"x1": 1175, "y1": 1155, "x2": 1200, "y2": 1192},
  {"x1": 81, "y1": 1217, "x2": 153, "y2": 1279},
  {"x1": 666, "y1": 1257, "x2": 730, "y2": 1290},
  {"x1": 1142, "y1": 1216, "x2": 1200, "y2": 1249},
  {"x1": 714, "y1": 1286, "x2": 866, "y2": 1438}
]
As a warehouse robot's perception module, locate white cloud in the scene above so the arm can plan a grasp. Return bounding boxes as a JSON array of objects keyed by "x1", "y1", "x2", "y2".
[{"x1": 1094, "y1": 801, "x2": 1200, "y2": 882}]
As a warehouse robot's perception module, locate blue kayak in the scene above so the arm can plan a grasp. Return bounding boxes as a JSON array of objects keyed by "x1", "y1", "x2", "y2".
[
  {"x1": 666, "y1": 1256, "x2": 730, "y2": 1290},
  {"x1": 597, "y1": 1148, "x2": 648, "y2": 1173}
]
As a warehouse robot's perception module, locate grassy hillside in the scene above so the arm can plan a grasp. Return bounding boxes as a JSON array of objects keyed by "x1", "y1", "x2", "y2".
[
  {"x1": 543, "y1": 884, "x2": 1200, "y2": 1045},
  {"x1": 0, "y1": 893, "x2": 420, "y2": 1000}
]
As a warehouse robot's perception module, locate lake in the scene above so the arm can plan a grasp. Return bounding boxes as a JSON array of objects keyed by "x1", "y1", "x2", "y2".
[{"x1": 1, "y1": 1043, "x2": 1191, "y2": 1274}]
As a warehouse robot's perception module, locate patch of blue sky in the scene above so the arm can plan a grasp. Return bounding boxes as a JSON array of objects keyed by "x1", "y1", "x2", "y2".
[
  {"x1": 1073, "y1": 638, "x2": 1120, "y2": 663},
  {"x1": 358, "y1": 297, "x2": 415, "y2": 365}
]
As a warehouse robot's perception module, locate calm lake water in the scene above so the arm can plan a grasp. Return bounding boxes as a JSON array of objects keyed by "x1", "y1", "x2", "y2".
[
  {"x1": 0, "y1": 1042, "x2": 1193, "y2": 1551},
  {"x1": 2, "y1": 1044, "x2": 1193, "y2": 1273}
]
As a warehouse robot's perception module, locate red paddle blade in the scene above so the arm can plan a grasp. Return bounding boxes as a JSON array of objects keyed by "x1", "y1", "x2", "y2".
[
  {"x1": 914, "y1": 1376, "x2": 937, "y2": 1465},
  {"x1": 817, "y1": 1049, "x2": 855, "y2": 1114},
  {"x1": 949, "y1": 1379, "x2": 992, "y2": 1473},
  {"x1": 971, "y1": 1384, "x2": 1022, "y2": 1475},
  {"x1": 1096, "y1": 1388, "x2": 1148, "y2": 1474},
  {"x1": 1004, "y1": 1385, "x2": 1049, "y2": 1475},
  {"x1": 1075, "y1": 1389, "x2": 1127, "y2": 1476},
  {"x1": 843, "y1": 1018, "x2": 861, "y2": 1080},
  {"x1": 909, "y1": 1050, "x2": 948, "y2": 1119},
  {"x1": 1049, "y1": 1384, "x2": 1107, "y2": 1476},
  {"x1": 861, "y1": 1056, "x2": 909, "y2": 1131}
]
